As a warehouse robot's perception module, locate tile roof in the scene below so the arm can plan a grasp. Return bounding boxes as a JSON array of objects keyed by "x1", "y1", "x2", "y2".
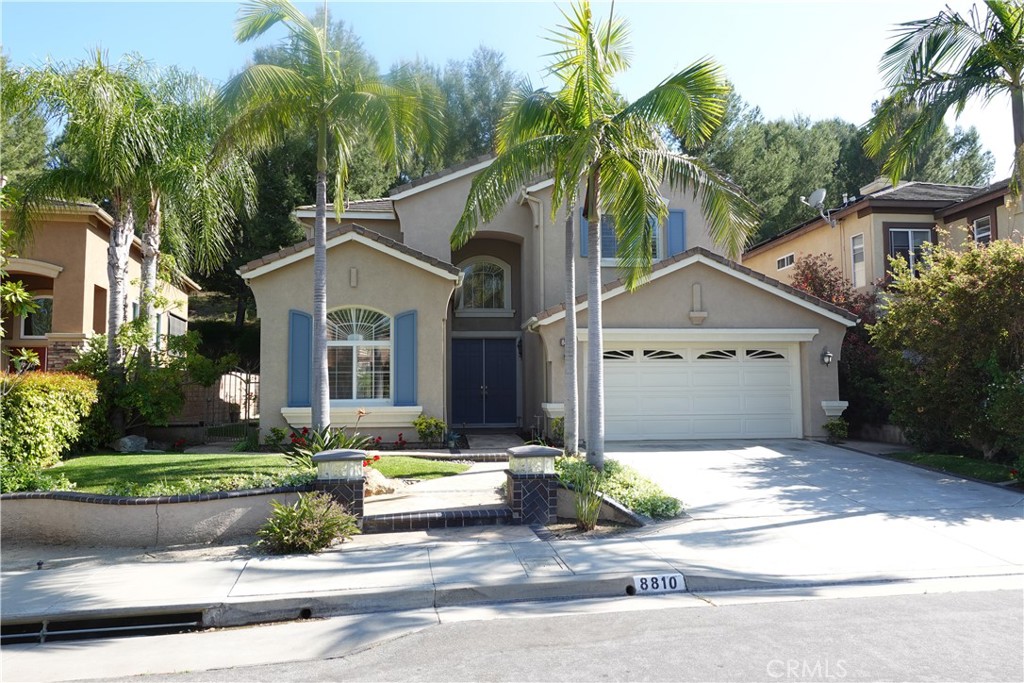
[
  {"x1": 534, "y1": 246, "x2": 858, "y2": 324},
  {"x1": 295, "y1": 198, "x2": 395, "y2": 213},
  {"x1": 388, "y1": 154, "x2": 495, "y2": 196},
  {"x1": 238, "y1": 223, "x2": 460, "y2": 277}
]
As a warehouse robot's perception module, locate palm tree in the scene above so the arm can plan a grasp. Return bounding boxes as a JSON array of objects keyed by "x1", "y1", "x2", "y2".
[
  {"x1": 222, "y1": 0, "x2": 443, "y2": 429},
  {"x1": 453, "y1": 1, "x2": 757, "y2": 468},
  {"x1": 11, "y1": 52, "x2": 163, "y2": 370},
  {"x1": 865, "y1": 1, "x2": 1024, "y2": 189},
  {"x1": 136, "y1": 68, "x2": 255, "y2": 353}
]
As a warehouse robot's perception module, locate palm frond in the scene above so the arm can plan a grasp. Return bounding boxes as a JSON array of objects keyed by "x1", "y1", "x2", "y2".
[{"x1": 621, "y1": 59, "x2": 728, "y2": 149}]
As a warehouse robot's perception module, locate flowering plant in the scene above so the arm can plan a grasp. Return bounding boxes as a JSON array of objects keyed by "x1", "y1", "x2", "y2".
[{"x1": 362, "y1": 454, "x2": 382, "y2": 467}]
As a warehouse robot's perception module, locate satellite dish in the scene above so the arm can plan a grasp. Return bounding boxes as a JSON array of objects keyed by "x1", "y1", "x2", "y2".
[{"x1": 807, "y1": 188, "x2": 827, "y2": 210}]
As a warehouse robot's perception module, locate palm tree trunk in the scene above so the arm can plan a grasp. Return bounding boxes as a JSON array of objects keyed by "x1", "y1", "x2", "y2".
[
  {"x1": 585, "y1": 173, "x2": 605, "y2": 470},
  {"x1": 311, "y1": 118, "x2": 330, "y2": 430},
  {"x1": 106, "y1": 201, "x2": 134, "y2": 370},
  {"x1": 1012, "y1": 86, "x2": 1024, "y2": 151},
  {"x1": 563, "y1": 204, "x2": 579, "y2": 456},
  {"x1": 139, "y1": 192, "x2": 161, "y2": 362}
]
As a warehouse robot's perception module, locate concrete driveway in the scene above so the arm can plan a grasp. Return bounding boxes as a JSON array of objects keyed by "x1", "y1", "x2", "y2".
[{"x1": 606, "y1": 440, "x2": 1024, "y2": 587}]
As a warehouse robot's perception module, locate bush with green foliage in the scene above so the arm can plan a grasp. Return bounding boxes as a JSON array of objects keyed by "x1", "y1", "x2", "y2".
[
  {"x1": 556, "y1": 457, "x2": 682, "y2": 520},
  {"x1": 559, "y1": 459, "x2": 604, "y2": 530},
  {"x1": 280, "y1": 425, "x2": 373, "y2": 470},
  {"x1": 67, "y1": 324, "x2": 232, "y2": 448},
  {"x1": 870, "y1": 240, "x2": 1024, "y2": 459},
  {"x1": 789, "y1": 254, "x2": 887, "y2": 430},
  {"x1": 103, "y1": 470, "x2": 315, "y2": 497},
  {"x1": 412, "y1": 415, "x2": 446, "y2": 446},
  {"x1": 823, "y1": 417, "x2": 849, "y2": 444},
  {"x1": 0, "y1": 372, "x2": 98, "y2": 484},
  {"x1": 1, "y1": 462, "x2": 78, "y2": 493},
  {"x1": 256, "y1": 491, "x2": 360, "y2": 554}
]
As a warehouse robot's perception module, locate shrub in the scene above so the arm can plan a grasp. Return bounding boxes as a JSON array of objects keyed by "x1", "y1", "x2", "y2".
[
  {"x1": 0, "y1": 372, "x2": 98, "y2": 474},
  {"x1": 823, "y1": 417, "x2": 849, "y2": 444},
  {"x1": 870, "y1": 240, "x2": 1024, "y2": 458},
  {"x1": 102, "y1": 470, "x2": 315, "y2": 497},
  {"x1": 1, "y1": 462, "x2": 77, "y2": 493},
  {"x1": 790, "y1": 254, "x2": 887, "y2": 430},
  {"x1": 256, "y1": 491, "x2": 360, "y2": 554},
  {"x1": 280, "y1": 425, "x2": 373, "y2": 470},
  {"x1": 559, "y1": 460, "x2": 604, "y2": 530},
  {"x1": 412, "y1": 415, "x2": 446, "y2": 446},
  {"x1": 556, "y1": 457, "x2": 682, "y2": 520}
]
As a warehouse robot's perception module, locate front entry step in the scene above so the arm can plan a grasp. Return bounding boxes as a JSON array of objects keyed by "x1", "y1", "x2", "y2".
[{"x1": 362, "y1": 505, "x2": 513, "y2": 533}]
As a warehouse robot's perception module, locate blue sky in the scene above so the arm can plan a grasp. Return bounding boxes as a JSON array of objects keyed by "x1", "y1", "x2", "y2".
[{"x1": 1, "y1": 1, "x2": 1013, "y2": 180}]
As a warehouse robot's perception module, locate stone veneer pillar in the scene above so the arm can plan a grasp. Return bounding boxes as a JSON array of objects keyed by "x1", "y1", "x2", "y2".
[
  {"x1": 506, "y1": 445, "x2": 561, "y2": 525},
  {"x1": 311, "y1": 449, "x2": 366, "y2": 520},
  {"x1": 44, "y1": 338, "x2": 88, "y2": 371}
]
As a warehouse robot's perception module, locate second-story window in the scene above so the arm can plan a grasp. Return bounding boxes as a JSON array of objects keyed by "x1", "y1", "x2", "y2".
[
  {"x1": 851, "y1": 235, "x2": 865, "y2": 287},
  {"x1": 973, "y1": 216, "x2": 992, "y2": 244},
  {"x1": 21, "y1": 296, "x2": 53, "y2": 339},
  {"x1": 888, "y1": 227, "x2": 932, "y2": 276},
  {"x1": 455, "y1": 257, "x2": 512, "y2": 316}
]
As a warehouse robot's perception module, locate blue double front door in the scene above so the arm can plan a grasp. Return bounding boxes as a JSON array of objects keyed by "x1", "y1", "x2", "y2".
[{"x1": 451, "y1": 338, "x2": 517, "y2": 426}]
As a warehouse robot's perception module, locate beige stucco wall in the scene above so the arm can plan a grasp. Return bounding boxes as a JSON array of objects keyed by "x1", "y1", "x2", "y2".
[
  {"x1": 533, "y1": 260, "x2": 850, "y2": 438},
  {"x1": 300, "y1": 215, "x2": 403, "y2": 243},
  {"x1": 0, "y1": 492, "x2": 302, "y2": 547},
  {"x1": 246, "y1": 238, "x2": 457, "y2": 438},
  {"x1": 2, "y1": 210, "x2": 191, "y2": 362}
]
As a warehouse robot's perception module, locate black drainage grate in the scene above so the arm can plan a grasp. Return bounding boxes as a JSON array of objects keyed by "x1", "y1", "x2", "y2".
[{"x1": 1, "y1": 611, "x2": 203, "y2": 645}]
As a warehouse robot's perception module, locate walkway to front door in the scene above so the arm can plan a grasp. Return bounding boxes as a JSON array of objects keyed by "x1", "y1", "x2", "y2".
[{"x1": 451, "y1": 338, "x2": 517, "y2": 427}]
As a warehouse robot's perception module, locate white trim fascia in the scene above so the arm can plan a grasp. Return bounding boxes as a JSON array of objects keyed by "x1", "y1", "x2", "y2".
[
  {"x1": 45, "y1": 332, "x2": 92, "y2": 342},
  {"x1": 6, "y1": 258, "x2": 64, "y2": 279},
  {"x1": 293, "y1": 209, "x2": 397, "y2": 221},
  {"x1": 576, "y1": 328, "x2": 821, "y2": 343},
  {"x1": 240, "y1": 231, "x2": 459, "y2": 282},
  {"x1": 388, "y1": 158, "x2": 496, "y2": 200},
  {"x1": 536, "y1": 253, "x2": 856, "y2": 328},
  {"x1": 281, "y1": 405, "x2": 423, "y2": 429},
  {"x1": 525, "y1": 178, "x2": 554, "y2": 194}
]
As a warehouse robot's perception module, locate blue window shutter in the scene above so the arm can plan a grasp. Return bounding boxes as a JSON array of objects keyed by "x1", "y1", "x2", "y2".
[
  {"x1": 155, "y1": 313, "x2": 162, "y2": 350},
  {"x1": 578, "y1": 208, "x2": 588, "y2": 258},
  {"x1": 394, "y1": 310, "x2": 417, "y2": 406},
  {"x1": 287, "y1": 310, "x2": 312, "y2": 408},
  {"x1": 668, "y1": 210, "x2": 686, "y2": 256}
]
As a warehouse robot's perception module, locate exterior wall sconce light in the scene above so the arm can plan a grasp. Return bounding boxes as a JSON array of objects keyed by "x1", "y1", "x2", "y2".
[{"x1": 821, "y1": 348, "x2": 834, "y2": 366}]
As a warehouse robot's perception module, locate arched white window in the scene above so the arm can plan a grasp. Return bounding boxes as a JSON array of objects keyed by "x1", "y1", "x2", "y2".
[
  {"x1": 455, "y1": 257, "x2": 512, "y2": 316},
  {"x1": 326, "y1": 307, "x2": 391, "y2": 403},
  {"x1": 21, "y1": 296, "x2": 53, "y2": 339}
]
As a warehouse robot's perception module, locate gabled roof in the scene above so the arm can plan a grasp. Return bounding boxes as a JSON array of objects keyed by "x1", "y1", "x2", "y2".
[
  {"x1": 238, "y1": 223, "x2": 461, "y2": 282},
  {"x1": 294, "y1": 198, "x2": 396, "y2": 220},
  {"x1": 744, "y1": 180, "x2": 981, "y2": 257},
  {"x1": 387, "y1": 155, "x2": 495, "y2": 199},
  {"x1": 533, "y1": 246, "x2": 858, "y2": 327}
]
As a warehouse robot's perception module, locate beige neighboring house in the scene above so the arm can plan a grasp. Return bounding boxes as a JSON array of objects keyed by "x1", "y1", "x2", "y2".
[
  {"x1": 1, "y1": 201, "x2": 199, "y2": 371},
  {"x1": 241, "y1": 155, "x2": 857, "y2": 442},
  {"x1": 743, "y1": 178, "x2": 1024, "y2": 290}
]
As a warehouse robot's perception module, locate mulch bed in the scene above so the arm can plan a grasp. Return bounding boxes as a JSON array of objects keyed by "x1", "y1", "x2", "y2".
[{"x1": 534, "y1": 517, "x2": 635, "y2": 541}]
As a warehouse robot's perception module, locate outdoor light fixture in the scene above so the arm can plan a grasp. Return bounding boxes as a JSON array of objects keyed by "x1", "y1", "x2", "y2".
[{"x1": 821, "y1": 348, "x2": 834, "y2": 366}]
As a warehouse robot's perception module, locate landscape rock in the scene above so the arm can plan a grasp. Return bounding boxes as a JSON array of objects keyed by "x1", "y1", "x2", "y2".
[
  {"x1": 364, "y1": 468, "x2": 402, "y2": 496},
  {"x1": 112, "y1": 435, "x2": 148, "y2": 453}
]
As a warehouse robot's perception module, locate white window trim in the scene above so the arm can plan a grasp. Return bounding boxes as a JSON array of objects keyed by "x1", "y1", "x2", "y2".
[
  {"x1": 326, "y1": 307, "x2": 394, "y2": 406},
  {"x1": 776, "y1": 253, "x2": 795, "y2": 271},
  {"x1": 850, "y1": 233, "x2": 865, "y2": 288},
  {"x1": 454, "y1": 256, "x2": 513, "y2": 316},
  {"x1": 21, "y1": 295, "x2": 53, "y2": 340},
  {"x1": 973, "y1": 216, "x2": 992, "y2": 243}
]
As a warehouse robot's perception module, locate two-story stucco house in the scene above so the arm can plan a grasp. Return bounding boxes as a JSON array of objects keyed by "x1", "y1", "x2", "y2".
[
  {"x1": 742, "y1": 178, "x2": 1023, "y2": 291},
  {"x1": 2, "y1": 201, "x2": 199, "y2": 370},
  {"x1": 241, "y1": 156, "x2": 858, "y2": 443}
]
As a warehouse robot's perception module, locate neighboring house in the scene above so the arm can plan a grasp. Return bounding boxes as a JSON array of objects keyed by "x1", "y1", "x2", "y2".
[
  {"x1": 1, "y1": 201, "x2": 199, "y2": 371},
  {"x1": 241, "y1": 155, "x2": 857, "y2": 442},
  {"x1": 742, "y1": 178, "x2": 1023, "y2": 290}
]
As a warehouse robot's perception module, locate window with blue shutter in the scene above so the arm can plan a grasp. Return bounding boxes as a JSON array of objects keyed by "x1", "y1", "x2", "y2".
[
  {"x1": 287, "y1": 310, "x2": 312, "y2": 408},
  {"x1": 667, "y1": 210, "x2": 686, "y2": 256}
]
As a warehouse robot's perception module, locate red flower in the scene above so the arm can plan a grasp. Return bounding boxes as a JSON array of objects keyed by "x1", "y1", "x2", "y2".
[
  {"x1": 363, "y1": 459, "x2": 371, "y2": 467},
  {"x1": 373, "y1": 454, "x2": 381, "y2": 461},
  {"x1": 301, "y1": 427, "x2": 309, "y2": 435}
]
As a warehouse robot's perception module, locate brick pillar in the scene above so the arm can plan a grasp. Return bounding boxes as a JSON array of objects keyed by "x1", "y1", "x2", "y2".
[
  {"x1": 506, "y1": 445, "x2": 561, "y2": 525},
  {"x1": 312, "y1": 449, "x2": 366, "y2": 521},
  {"x1": 46, "y1": 340, "x2": 85, "y2": 371}
]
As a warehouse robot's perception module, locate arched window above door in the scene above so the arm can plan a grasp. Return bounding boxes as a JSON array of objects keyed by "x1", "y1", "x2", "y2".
[{"x1": 455, "y1": 257, "x2": 513, "y2": 317}]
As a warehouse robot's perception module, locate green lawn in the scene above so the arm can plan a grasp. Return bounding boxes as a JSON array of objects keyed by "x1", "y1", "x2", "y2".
[
  {"x1": 887, "y1": 452, "x2": 1016, "y2": 483},
  {"x1": 369, "y1": 456, "x2": 470, "y2": 480},
  {"x1": 54, "y1": 453, "x2": 291, "y2": 493},
  {"x1": 53, "y1": 453, "x2": 469, "y2": 493}
]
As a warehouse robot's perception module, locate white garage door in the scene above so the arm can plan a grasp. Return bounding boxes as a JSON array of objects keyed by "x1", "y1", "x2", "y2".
[{"x1": 603, "y1": 343, "x2": 802, "y2": 440}]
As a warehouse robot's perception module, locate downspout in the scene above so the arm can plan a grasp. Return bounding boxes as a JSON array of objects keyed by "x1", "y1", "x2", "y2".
[
  {"x1": 443, "y1": 272, "x2": 465, "y2": 426},
  {"x1": 519, "y1": 189, "x2": 545, "y2": 310}
]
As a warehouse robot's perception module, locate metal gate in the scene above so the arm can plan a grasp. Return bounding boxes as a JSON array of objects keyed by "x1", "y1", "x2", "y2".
[{"x1": 202, "y1": 366, "x2": 260, "y2": 443}]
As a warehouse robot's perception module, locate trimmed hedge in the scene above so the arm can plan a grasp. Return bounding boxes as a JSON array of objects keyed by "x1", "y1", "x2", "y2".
[
  {"x1": 556, "y1": 457, "x2": 683, "y2": 519},
  {"x1": 1, "y1": 372, "x2": 98, "y2": 472}
]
